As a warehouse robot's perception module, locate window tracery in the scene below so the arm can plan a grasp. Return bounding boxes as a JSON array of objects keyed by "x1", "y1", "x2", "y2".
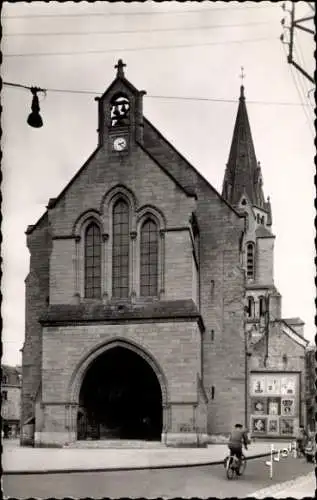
[
  {"x1": 84, "y1": 222, "x2": 101, "y2": 298},
  {"x1": 246, "y1": 296, "x2": 255, "y2": 317},
  {"x1": 112, "y1": 199, "x2": 130, "y2": 298},
  {"x1": 140, "y1": 218, "x2": 158, "y2": 297},
  {"x1": 259, "y1": 296, "x2": 266, "y2": 317}
]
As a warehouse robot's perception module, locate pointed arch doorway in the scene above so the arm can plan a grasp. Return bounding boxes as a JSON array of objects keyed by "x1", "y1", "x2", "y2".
[{"x1": 76, "y1": 343, "x2": 164, "y2": 441}]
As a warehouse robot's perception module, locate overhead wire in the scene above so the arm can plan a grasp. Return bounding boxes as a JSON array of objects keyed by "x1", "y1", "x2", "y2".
[
  {"x1": 293, "y1": 31, "x2": 315, "y2": 110},
  {"x1": 3, "y1": 36, "x2": 276, "y2": 57},
  {"x1": 282, "y1": 44, "x2": 314, "y2": 138},
  {"x1": 292, "y1": 36, "x2": 314, "y2": 118},
  {"x1": 2, "y1": 4, "x2": 276, "y2": 19},
  {"x1": 2, "y1": 81, "x2": 312, "y2": 107},
  {"x1": 2, "y1": 20, "x2": 270, "y2": 37}
]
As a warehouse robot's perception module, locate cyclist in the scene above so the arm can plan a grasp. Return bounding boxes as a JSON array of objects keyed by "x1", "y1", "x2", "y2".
[{"x1": 228, "y1": 423, "x2": 249, "y2": 474}]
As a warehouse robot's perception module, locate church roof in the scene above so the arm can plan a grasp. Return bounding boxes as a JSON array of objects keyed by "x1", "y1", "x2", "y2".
[
  {"x1": 142, "y1": 118, "x2": 241, "y2": 217},
  {"x1": 222, "y1": 85, "x2": 266, "y2": 209},
  {"x1": 283, "y1": 317, "x2": 305, "y2": 326},
  {"x1": 26, "y1": 62, "x2": 242, "y2": 235},
  {"x1": 39, "y1": 299, "x2": 205, "y2": 331},
  {"x1": 255, "y1": 226, "x2": 274, "y2": 238}
]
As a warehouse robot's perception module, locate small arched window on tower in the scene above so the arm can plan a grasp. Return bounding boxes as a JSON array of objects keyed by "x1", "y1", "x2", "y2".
[
  {"x1": 246, "y1": 242, "x2": 255, "y2": 279},
  {"x1": 140, "y1": 218, "x2": 159, "y2": 297},
  {"x1": 84, "y1": 222, "x2": 101, "y2": 298},
  {"x1": 246, "y1": 296, "x2": 255, "y2": 318},
  {"x1": 259, "y1": 296, "x2": 266, "y2": 317},
  {"x1": 110, "y1": 93, "x2": 130, "y2": 128}
]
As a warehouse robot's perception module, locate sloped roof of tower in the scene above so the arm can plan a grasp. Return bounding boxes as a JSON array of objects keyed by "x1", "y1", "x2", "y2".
[{"x1": 222, "y1": 85, "x2": 266, "y2": 208}]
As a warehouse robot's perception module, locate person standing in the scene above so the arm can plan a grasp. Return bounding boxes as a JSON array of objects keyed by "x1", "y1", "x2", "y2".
[{"x1": 295, "y1": 426, "x2": 308, "y2": 456}]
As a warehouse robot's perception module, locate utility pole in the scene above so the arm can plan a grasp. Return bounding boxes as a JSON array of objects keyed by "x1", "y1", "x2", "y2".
[
  {"x1": 263, "y1": 293, "x2": 270, "y2": 368},
  {"x1": 280, "y1": 2, "x2": 315, "y2": 84}
]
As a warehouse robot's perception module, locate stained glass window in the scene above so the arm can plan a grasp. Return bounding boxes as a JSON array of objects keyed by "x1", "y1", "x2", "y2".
[
  {"x1": 140, "y1": 219, "x2": 158, "y2": 297},
  {"x1": 112, "y1": 200, "x2": 129, "y2": 298},
  {"x1": 85, "y1": 222, "x2": 101, "y2": 298}
]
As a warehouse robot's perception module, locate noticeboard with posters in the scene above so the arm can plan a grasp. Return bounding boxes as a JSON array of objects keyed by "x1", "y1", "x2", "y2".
[{"x1": 250, "y1": 372, "x2": 299, "y2": 438}]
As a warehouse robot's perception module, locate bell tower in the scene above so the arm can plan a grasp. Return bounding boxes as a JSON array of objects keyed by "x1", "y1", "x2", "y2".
[
  {"x1": 95, "y1": 59, "x2": 146, "y2": 152},
  {"x1": 222, "y1": 73, "x2": 279, "y2": 336}
]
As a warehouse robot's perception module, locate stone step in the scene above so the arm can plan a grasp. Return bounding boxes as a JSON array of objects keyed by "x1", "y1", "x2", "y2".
[{"x1": 64, "y1": 439, "x2": 166, "y2": 449}]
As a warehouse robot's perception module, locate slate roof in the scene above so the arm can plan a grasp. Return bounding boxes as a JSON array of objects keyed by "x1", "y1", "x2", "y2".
[
  {"x1": 255, "y1": 225, "x2": 274, "y2": 238},
  {"x1": 26, "y1": 70, "x2": 242, "y2": 235},
  {"x1": 142, "y1": 118, "x2": 241, "y2": 216},
  {"x1": 39, "y1": 299, "x2": 205, "y2": 330},
  {"x1": 283, "y1": 317, "x2": 305, "y2": 326}
]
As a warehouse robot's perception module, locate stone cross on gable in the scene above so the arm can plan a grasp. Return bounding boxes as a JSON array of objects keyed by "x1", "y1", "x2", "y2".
[{"x1": 115, "y1": 59, "x2": 126, "y2": 78}]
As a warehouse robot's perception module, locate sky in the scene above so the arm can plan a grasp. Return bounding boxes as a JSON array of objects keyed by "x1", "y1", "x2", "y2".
[{"x1": 1, "y1": 1, "x2": 315, "y2": 366}]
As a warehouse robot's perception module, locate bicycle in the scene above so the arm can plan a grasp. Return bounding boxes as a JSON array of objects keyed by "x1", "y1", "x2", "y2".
[{"x1": 224, "y1": 453, "x2": 246, "y2": 479}]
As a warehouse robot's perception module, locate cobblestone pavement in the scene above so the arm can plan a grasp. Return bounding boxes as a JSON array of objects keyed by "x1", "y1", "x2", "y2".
[{"x1": 3, "y1": 456, "x2": 314, "y2": 499}]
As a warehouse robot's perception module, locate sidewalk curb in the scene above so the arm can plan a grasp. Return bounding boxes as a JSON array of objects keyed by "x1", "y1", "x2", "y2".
[{"x1": 3, "y1": 451, "x2": 272, "y2": 475}]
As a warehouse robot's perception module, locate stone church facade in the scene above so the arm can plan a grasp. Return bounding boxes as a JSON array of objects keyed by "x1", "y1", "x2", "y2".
[{"x1": 21, "y1": 61, "x2": 308, "y2": 447}]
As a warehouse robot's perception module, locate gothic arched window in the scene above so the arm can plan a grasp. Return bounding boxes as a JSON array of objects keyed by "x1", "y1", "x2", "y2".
[
  {"x1": 246, "y1": 242, "x2": 255, "y2": 279},
  {"x1": 84, "y1": 222, "x2": 101, "y2": 298},
  {"x1": 259, "y1": 296, "x2": 266, "y2": 317},
  {"x1": 246, "y1": 296, "x2": 255, "y2": 318},
  {"x1": 140, "y1": 218, "x2": 159, "y2": 297},
  {"x1": 112, "y1": 199, "x2": 130, "y2": 298},
  {"x1": 110, "y1": 93, "x2": 130, "y2": 128}
]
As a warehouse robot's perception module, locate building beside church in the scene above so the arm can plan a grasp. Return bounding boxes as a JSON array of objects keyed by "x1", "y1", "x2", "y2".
[
  {"x1": 305, "y1": 345, "x2": 315, "y2": 433},
  {"x1": 1, "y1": 365, "x2": 22, "y2": 438},
  {"x1": 21, "y1": 60, "x2": 308, "y2": 447}
]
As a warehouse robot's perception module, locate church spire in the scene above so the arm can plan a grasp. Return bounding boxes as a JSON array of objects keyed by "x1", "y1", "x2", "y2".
[{"x1": 222, "y1": 75, "x2": 266, "y2": 209}]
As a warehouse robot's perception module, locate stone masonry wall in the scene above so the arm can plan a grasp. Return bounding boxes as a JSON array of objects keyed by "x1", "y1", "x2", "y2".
[
  {"x1": 256, "y1": 237, "x2": 274, "y2": 285},
  {"x1": 21, "y1": 215, "x2": 51, "y2": 443},
  {"x1": 142, "y1": 122, "x2": 247, "y2": 433},
  {"x1": 38, "y1": 321, "x2": 202, "y2": 445},
  {"x1": 195, "y1": 180, "x2": 246, "y2": 434},
  {"x1": 47, "y1": 145, "x2": 196, "y2": 305}
]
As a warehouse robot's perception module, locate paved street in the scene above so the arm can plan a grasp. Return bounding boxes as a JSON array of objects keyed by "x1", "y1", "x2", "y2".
[{"x1": 3, "y1": 456, "x2": 314, "y2": 499}]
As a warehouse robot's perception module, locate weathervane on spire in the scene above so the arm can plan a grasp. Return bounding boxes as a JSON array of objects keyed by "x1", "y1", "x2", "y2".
[
  {"x1": 239, "y1": 66, "x2": 245, "y2": 84},
  {"x1": 115, "y1": 59, "x2": 126, "y2": 78},
  {"x1": 239, "y1": 66, "x2": 245, "y2": 99}
]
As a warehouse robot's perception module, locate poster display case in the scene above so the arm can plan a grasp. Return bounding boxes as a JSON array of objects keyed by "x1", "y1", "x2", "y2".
[{"x1": 250, "y1": 372, "x2": 299, "y2": 438}]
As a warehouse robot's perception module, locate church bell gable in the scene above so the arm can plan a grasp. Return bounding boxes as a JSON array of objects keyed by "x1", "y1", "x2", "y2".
[{"x1": 95, "y1": 59, "x2": 146, "y2": 150}]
